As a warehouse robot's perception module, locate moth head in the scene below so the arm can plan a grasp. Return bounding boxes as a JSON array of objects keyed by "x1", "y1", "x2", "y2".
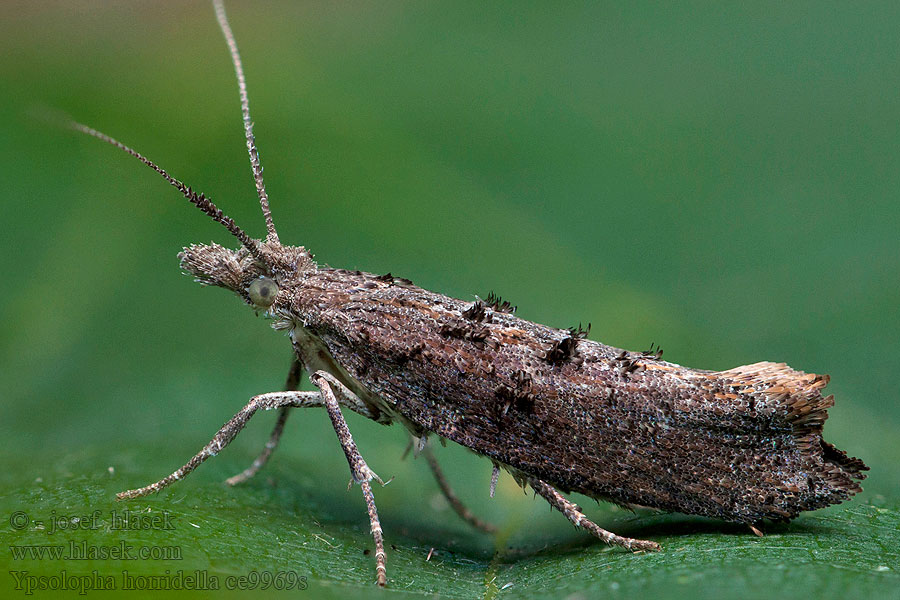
[{"x1": 179, "y1": 240, "x2": 315, "y2": 310}]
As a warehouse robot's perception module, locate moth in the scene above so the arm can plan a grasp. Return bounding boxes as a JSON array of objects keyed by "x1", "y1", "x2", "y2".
[{"x1": 74, "y1": 0, "x2": 868, "y2": 588}]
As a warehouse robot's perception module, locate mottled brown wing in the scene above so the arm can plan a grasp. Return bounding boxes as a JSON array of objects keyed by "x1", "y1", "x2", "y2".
[{"x1": 293, "y1": 268, "x2": 867, "y2": 523}]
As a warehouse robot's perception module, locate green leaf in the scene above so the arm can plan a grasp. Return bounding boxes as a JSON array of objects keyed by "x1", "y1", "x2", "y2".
[{"x1": 2, "y1": 446, "x2": 897, "y2": 599}]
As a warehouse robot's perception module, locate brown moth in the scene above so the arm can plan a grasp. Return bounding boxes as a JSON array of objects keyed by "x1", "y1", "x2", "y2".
[{"x1": 74, "y1": 0, "x2": 867, "y2": 587}]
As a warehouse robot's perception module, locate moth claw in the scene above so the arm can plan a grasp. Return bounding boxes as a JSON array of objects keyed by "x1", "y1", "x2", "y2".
[{"x1": 349, "y1": 464, "x2": 385, "y2": 487}]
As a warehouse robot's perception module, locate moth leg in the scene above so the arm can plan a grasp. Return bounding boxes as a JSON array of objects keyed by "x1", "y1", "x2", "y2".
[
  {"x1": 528, "y1": 478, "x2": 660, "y2": 552},
  {"x1": 226, "y1": 359, "x2": 303, "y2": 486},
  {"x1": 490, "y1": 463, "x2": 500, "y2": 498},
  {"x1": 117, "y1": 390, "x2": 324, "y2": 500},
  {"x1": 310, "y1": 370, "x2": 388, "y2": 587},
  {"x1": 307, "y1": 370, "x2": 377, "y2": 419},
  {"x1": 223, "y1": 407, "x2": 289, "y2": 486},
  {"x1": 422, "y1": 445, "x2": 497, "y2": 534}
]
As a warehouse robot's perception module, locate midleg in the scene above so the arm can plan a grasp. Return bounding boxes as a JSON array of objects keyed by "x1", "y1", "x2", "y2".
[
  {"x1": 422, "y1": 445, "x2": 497, "y2": 533},
  {"x1": 309, "y1": 370, "x2": 388, "y2": 587}
]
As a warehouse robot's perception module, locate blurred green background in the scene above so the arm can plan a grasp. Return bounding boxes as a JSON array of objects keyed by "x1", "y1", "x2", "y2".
[{"x1": 1, "y1": 1, "x2": 897, "y2": 598}]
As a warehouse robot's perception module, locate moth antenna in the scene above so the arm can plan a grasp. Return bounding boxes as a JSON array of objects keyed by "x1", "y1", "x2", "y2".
[
  {"x1": 213, "y1": 0, "x2": 279, "y2": 243},
  {"x1": 70, "y1": 121, "x2": 263, "y2": 261}
]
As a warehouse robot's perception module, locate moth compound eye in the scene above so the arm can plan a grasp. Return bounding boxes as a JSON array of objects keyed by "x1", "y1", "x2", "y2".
[{"x1": 248, "y1": 277, "x2": 279, "y2": 307}]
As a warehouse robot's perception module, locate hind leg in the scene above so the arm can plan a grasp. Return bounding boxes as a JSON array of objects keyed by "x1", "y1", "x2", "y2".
[{"x1": 528, "y1": 478, "x2": 660, "y2": 551}]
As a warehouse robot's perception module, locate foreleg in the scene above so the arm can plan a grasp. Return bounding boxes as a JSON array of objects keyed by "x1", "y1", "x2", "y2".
[{"x1": 117, "y1": 389, "x2": 324, "y2": 500}]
